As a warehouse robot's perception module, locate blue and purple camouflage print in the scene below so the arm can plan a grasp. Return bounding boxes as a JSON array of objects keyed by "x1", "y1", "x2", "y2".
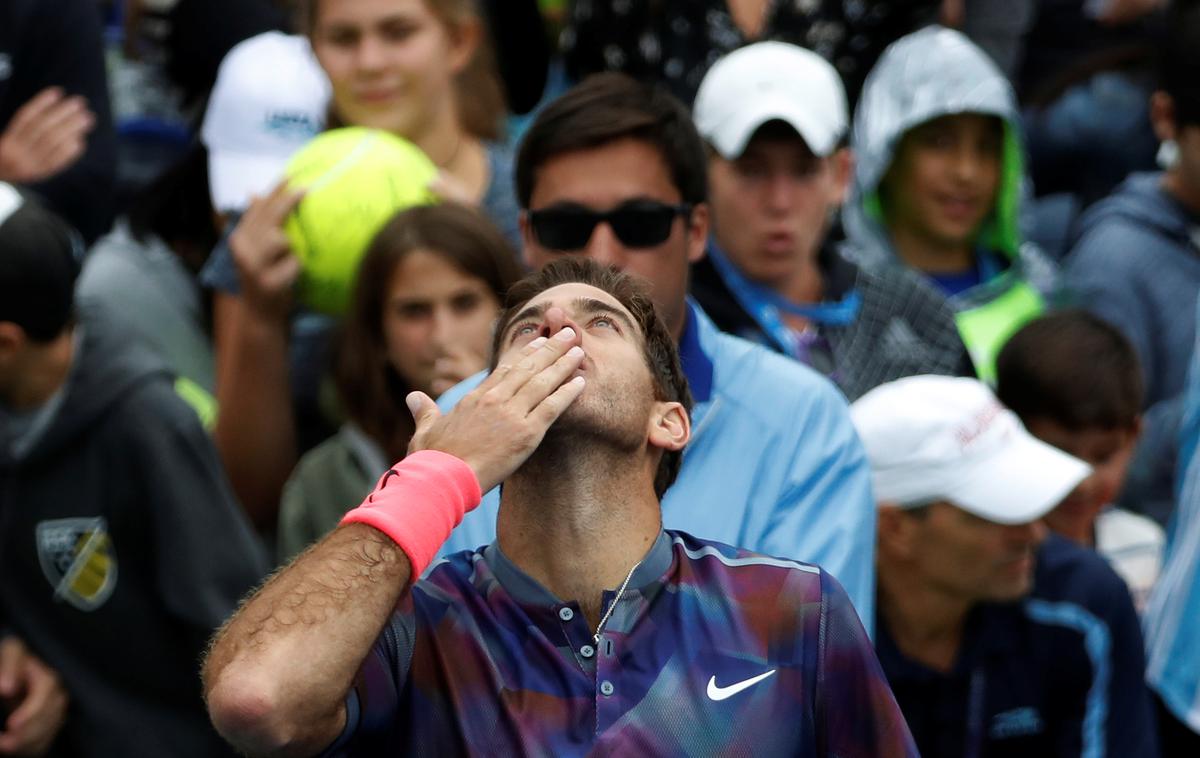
[{"x1": 324, "y1": 530, "x2": 916, "y2": 757}]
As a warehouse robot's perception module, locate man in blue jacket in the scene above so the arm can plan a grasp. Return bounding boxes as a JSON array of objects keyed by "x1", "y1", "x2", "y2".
[
  {"x1": 1063, "y1": 1, "x2": 1200, "y2": 529},
  {"x1": 437, "y1": 73, "x2": 879, "y2": 626}
]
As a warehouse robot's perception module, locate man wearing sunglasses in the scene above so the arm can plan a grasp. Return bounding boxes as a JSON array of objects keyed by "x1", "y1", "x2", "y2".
[{"x1": 437, "y1": 73, "x2": 879, "y2": 628}]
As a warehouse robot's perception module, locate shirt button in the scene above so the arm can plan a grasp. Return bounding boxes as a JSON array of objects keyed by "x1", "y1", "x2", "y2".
[
  {"x1": 558, "y1": 607, "x2": 574, "y2": 622},
  {"x1": 600, "y1": 680, "x2": 615, "y2": 696},
  {"x1": 580, "y1": 644, "x2": 595, "y2": 659}
]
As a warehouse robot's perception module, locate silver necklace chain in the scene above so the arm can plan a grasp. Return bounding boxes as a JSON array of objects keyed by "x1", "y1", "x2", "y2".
[{"x1": 593, "y1": 558, "x2": 643, "y2": 646}]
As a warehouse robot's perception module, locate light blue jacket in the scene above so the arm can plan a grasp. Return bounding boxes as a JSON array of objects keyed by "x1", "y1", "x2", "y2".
[
  {"x1": 436, "y1": 300, "x2": 878, "y2": 627},
  {"x1": 1144, "y1": 299, "x2": 1200, "y2": 733}
]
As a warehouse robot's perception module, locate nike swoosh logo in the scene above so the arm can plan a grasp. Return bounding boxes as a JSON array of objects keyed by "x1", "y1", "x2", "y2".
[{"x1": 706, "y1": 669, "x2": 777, "y2": 701}]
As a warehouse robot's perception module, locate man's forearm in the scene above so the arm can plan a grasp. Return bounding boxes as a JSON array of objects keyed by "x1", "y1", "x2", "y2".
[
  {"x1": 203, "y1": 523, "x2": 411, "y2": 757},
  {"x1": 212, "y1": 294, "x2": 297, "y2": 529}
]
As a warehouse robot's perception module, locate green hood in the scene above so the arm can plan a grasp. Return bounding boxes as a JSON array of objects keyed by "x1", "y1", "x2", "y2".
[{"x1": 844, "y1": 25, "x2": 1027, "y2": 264}]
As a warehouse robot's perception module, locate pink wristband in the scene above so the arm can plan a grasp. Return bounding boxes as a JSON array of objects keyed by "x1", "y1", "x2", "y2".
[{"x1": 340, "y1": 449, "x2": 482, "y2": 577}]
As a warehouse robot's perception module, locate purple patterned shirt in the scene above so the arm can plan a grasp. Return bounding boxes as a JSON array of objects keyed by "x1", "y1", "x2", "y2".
[{"x1": 324, "y1": 530, "x2": 916, "y2": 757}]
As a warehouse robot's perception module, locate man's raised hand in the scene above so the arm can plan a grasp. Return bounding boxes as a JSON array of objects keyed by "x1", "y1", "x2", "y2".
[{"x1": 406, "y1": 327, "x2": 586, "y2": 491}]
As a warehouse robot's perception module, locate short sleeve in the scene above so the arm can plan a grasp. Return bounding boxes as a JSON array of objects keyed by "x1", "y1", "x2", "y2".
[
  {"x1": 816, "y1": 571, "x2": 918, "y2": 757},
  {"x1": 321, "y1": 609, "x2": 417, "y2": 755}
]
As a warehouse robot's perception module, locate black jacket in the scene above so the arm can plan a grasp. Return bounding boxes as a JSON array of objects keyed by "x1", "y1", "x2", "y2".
[{"x1": 0, "y1": 310, "x2": 267, "y2": 757}]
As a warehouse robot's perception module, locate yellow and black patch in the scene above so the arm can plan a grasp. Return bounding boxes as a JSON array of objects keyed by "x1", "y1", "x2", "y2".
[{"x1": 36, "y1": 517, "x2": 118, "y2": 611}]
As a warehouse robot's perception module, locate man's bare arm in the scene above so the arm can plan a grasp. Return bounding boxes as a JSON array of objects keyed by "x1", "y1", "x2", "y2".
[
  {"x1": 202, "y1": 328, "x2": 586, "y2": 756},
  {"x1": 203, "y1": 523, "x2": 409, "y2": 756}
]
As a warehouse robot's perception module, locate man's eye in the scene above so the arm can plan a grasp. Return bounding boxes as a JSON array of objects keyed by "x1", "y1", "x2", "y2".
[
  {"x1": 512, "y1": 323, "x2": 539, "y2": 339},
  {"x1": 735, "y1": 162, "x2": 768, "y2": 179},
  {"x1": 397, "y1": 303, "x2": 430, "y2": 320}
]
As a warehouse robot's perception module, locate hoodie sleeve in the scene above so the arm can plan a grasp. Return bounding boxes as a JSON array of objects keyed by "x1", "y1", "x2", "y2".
[{"x1": 122, "y1": 377, "x2": 269, "y2": 636}]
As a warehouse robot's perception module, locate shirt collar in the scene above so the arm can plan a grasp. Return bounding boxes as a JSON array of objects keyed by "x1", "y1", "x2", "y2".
[
  {"x1": 482, "y1": 530, "x2": 675, "y2": 608},
  {"x1": 680, "y1": 299, "x2": 714, "y2": 404}
]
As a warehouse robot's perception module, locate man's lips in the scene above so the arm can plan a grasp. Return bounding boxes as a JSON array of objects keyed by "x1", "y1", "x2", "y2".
[
  {"x1": 935, "y1": 195, "x2": 986, "y2": 222},
  {"x1": 762, "y1": 231, "x2": 795, "y2": 255},
  {"x1": 999, "y1": 548, "x2": 1035, "y2": 574}
]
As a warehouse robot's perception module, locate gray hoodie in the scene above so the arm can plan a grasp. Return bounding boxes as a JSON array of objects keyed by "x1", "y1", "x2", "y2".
[
  {"x1": 0, "y1": 308, "x2": 267, "y2": 757},
  {"x1": 843, "y1": 25, "x2": 1057, "y2": 382},
  {"x1": 1064, "y1": 172, "x2": 1200, "y2": 527}
]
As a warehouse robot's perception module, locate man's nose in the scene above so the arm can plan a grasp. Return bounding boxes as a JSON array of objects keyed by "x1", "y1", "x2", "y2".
[
  {"x1": 951, "y1": 144, "x2": 985, "y2": 182},
  {"x1": 583, "y1": 223, "x2": 628, "y2": 270},
  {"x1": 1006, "y1": 519, "x2": 1046, "y2": 546},
  {"x1": 538, "y1": 306, "x2": 583, "y2": 347},
  {"x1": 766, "y1": 172, "x2": 797, "y2": 211}
]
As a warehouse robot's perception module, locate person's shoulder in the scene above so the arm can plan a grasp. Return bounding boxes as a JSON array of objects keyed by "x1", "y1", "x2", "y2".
[
  {"x1": 1076, "y1": 172, "x2": 1178, "y2": 233},
  {"x1": 1069, "y1": 177, "x2": 1188, "y2": 264},
  {"x1": 284, "y1": 432, "x2": 369, "y2": 496},
  {"x1": 667, "y1": 530, "x2": 826, "y2": 597},
  {"x1": 1032, "y1": 533, "x2": 1134, "y2": 616},
  {"x1": 414, "y1": 546, "x2": 494, "y2": 605},
  {"x1": 436, "y1": 369, "x2": 488, "y2": 411},
  {"x1": 705, "y1": 320, "x2": 846, "y2": 408}
]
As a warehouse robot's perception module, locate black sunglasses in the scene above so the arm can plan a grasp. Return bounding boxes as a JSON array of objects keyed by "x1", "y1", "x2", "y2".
[{"x1": 527, "y1": 199, "x2": 693, "y2": 252}]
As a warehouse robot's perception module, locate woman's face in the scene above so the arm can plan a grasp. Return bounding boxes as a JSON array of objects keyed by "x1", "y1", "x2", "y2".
[
  {"x1": 310, "y1": 0, "x2": 473, "y2": 138},
  {"x1": 382, "y1": 248, "x2": 501, "y2": 397}
]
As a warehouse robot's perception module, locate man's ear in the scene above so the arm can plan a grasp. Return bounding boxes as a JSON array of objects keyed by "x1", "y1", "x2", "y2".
[
  {"x1": 0, "y1": 322, "x2": 25, "y2": 362},
  {"x1": 519, "y1": 210, "x2": 539, "y2": 269},
  {"x1": 877, "y1": 503, "x2": 919, "y2": 560},
  {"x1": 1151, "y1": 92, "x2": 1178, "y2": 144},
  {"x1": 1129, "y1": 414, "x2": 1145, "y2": 441},
  {"x1": 830, "y1": 148, "x2": 854, "y2": 206},
  {"x1": 647, "y1": 401, "x2": 690, "y2": 451},
  {"x1": 685, "y1": 203, "x2": 710, "y2": 264}
]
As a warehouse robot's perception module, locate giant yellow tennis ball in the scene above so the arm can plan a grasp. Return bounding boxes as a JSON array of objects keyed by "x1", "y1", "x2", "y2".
[{"x1": 284, "y1": 127, "x2": 438, "y2": 315}]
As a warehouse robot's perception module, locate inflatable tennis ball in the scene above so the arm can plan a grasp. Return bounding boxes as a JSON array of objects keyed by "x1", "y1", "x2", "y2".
[{"x1": 284, "y1": 127, "x2": 438, "y2": 315}]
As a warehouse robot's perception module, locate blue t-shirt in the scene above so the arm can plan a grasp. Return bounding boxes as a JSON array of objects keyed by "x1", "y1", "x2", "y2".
[{"x1": 926, "y1": 249, "x2": 1006, "y2": 297}]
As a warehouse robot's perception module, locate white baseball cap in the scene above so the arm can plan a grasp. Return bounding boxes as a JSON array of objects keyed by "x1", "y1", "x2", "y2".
[
  {"x1": 201, "y1": 32, "x2": 331, "y2": 212},
  {"x1": 693, "y1": 41, "x2": 848, "y2": 159},
  {"x1": 850, "y1": 375, "x2": 1092, "y2": 525}
]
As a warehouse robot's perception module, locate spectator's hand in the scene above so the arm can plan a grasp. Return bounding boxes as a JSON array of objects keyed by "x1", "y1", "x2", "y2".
[
  {"x1": 0, "y1": 637, "x2": 68, "y2": 756},
  {"x1": 406, "y1": 327, "x2": 587, "y2": 491},
  {"x1": 1094, "y1": 0, "x2": 1164, "y2": 25},
  {"x1": 0, "y1": 88, "x2": 95, "y2": 185},
  {"x1": 228, "y1": 181, "x2": 305, "y2": 319}
]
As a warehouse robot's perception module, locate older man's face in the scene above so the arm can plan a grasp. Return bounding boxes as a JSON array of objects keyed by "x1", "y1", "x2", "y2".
[{"x1": 904, "y1": 501, "x2": 1046, "y2": 603}]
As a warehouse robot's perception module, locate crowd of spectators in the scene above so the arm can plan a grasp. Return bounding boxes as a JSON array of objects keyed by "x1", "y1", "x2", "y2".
[{"x1": 2, "y1": 0, "x2": 1199, "y2": 755}]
